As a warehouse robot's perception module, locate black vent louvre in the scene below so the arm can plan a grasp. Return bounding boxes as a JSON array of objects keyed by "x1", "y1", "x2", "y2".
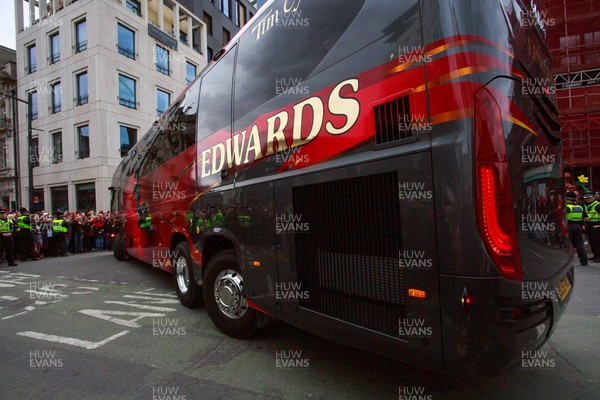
[
  {"x1": 374, "y1": 96, "x2": 412, "y2": 145},
  {"x1": 294, "y1": 172, "x2": 404, "y2": 337}
]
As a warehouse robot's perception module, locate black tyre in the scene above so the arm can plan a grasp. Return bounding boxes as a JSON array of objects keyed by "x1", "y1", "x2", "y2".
[
  {"x1": 113, "y1": 232, "x2": 129, "y2": 261},
  {"x1": 172, "y1": 242, "x2": 203, "y2": 308},
  {"x1": 203, "y1": 250, "x2": 258, "y2": 338}
]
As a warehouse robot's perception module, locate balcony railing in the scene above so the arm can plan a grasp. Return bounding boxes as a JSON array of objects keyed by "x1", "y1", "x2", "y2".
[
  {"x1": 118, "y1": 45, "x2": 135, "y2": 60},
  {"x1": 78, "y1": 150, "x2": 90, "y2": 159},
  {"x1": 52, "y1": 104, "x2": 62, "y2": 114},
  {"x1": 75, "y1": 40, "x2": 87, "y2": 53},
  {"x1": 156, "y1": 64, "x2": 169, "y2": 75},
  {"x1": 119, "y1": 97, "x2": 137, "y2": 109},
  {"x1": 50, "y1": 53, "x2": 60, "y2": 64},
  {"x1": 28, "y1": 63, "x2": 36, "y2": 74},
  {"x1": 76, "y1": 95, "x2": 89, "y2": 106}
]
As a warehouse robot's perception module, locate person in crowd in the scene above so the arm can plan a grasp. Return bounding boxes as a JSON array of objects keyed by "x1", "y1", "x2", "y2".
[{"x1": 0, "y1": 208, "x2": 17, "y2": 267}]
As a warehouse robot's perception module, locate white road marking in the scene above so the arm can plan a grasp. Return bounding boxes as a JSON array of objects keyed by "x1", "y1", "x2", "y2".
[
  {"x1": 104, "y1": 301, "x2": 176, "y2": 312},
  {"x1": 0, "y1": 283, "x2": 14, "y2": 288},
  {"x1": 0, "y1": 280, "x2": 27, "y2": 285},
  {"x1": 77, "y1": 287, "x2": 99, "y2": 291},
  {"x1": 135, "y1": 290, "x2": 178, "y2": 298},
  {"x1": 71, "y1": 287, "x2": 100, "y2": 295},
  {"x1": 2, "y1": 311, "x2": 29, "y2": 320},
  {"x1": 17, "y1": 330, "x2": 130, "y2": 349},
  {"x1": 0, "y1": 296, "x2": 19, "y2": 301},
  {"x1": 123, "y1": 295, "x2": 179, "y2": 304},
  {"x1": 78, "y1": 309, "x2": 165, "y2": 328},
  {"x1": 25, "y1": 306, "x2": 35, "y2": 311}
]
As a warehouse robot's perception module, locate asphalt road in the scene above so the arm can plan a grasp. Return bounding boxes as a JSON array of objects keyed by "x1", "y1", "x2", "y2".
[{"x1": 0, "y1": 252, "x2": 598, "y2": 400}]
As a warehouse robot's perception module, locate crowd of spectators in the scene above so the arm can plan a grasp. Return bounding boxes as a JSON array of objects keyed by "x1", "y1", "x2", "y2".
[{"x1": 3, "y1": 209, "x2": 118, "y2": 261}]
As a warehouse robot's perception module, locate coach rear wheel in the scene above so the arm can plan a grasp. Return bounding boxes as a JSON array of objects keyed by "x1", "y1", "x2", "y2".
[
  {"x1": 172, "y1": 242, "x2": 203, "y2": 308},
  {"x1": 203, "y1": 250, "x2": 258, "y2": 338}
]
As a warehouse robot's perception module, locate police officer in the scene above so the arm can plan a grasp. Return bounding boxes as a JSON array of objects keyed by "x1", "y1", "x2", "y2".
[
  {"x1": 0, "y1": 208, "x2": 17, "y2": 267},
  {"x1": 52, "y1": 211, "x2": 68, "y2": 257},
  {"x1": 583, "y1": 191, "x2": 600, "y2": 262},
  {"x1": 17, "y1": 207, "x2": 36, "y2": 261},
  {"x1": 565, "y1": 192, "x2": 588, "y2": 266}
]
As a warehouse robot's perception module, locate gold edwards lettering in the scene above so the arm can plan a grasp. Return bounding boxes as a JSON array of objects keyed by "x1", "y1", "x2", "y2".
[{"x1": 201, "y1": 79, "x2": 360, "y2": 178}]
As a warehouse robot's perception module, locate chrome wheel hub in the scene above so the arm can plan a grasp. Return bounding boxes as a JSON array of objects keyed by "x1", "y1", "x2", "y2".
[
  {"x1": 175, "y1": 256, "x2": 190, "y2": 294},
  {"x1": 214, "y1": 269, "x2": 247, "y2": 319}
]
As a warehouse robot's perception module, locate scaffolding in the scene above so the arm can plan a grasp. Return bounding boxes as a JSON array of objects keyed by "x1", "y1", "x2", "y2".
[{"x1": 542, "y1": 0, "x2": 600, "y2": 181}]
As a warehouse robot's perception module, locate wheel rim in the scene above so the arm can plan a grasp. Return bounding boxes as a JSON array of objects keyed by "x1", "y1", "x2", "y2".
[
  {"x1": 175, "y1": 256, "x2": 190, "y2": 294},
  {"x1": 214, "y1": 269, "x2": 248, "y2": 319}
]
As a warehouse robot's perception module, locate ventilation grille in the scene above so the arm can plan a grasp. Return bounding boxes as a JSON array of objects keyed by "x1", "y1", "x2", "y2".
[
  {"x1": 293, "y1": 172, "x2": 404, "y2": 337},
  {"x1": 374, "y1": 96, "x2": 413, "y2": 145}
]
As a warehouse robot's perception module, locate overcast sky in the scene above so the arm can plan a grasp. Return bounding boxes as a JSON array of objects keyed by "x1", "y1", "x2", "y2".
[{"x1": 1, "y1": 4, "x2": 17, "y2": 50}]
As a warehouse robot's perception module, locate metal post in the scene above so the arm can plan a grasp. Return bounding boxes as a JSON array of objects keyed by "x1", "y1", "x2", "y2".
[
  {"x1": 11, "y1": 90, "x2": 20, "y2": 209},
  {"x1": 27, "y1": 92, "x2": 33, "y2": 210}
]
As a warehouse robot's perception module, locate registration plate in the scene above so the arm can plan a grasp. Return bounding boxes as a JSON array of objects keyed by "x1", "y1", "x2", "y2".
[{"x1": 556, "y1": 275, "x2": 572, "y2": 302}]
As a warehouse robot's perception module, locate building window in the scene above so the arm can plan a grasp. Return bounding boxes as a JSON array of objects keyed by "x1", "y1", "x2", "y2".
[
  {"x1": 119, "y1": 125, "x2": 137, "y2": 157},
  {"x1": 157, "y1": 89, "x2": 170, "y2": 116},
  {"x1": 30, "y1": 91, "x2": 38, "y2": 120},
  {"x1": 186, "y1": 61, "x2": 197, "y2": 84},
  {"x1": 49, "y1": 32, "x2": 60, "y2": 64},
  {"x1": 27, "y1": 44, "x2": 36, "y2": 74},
  {"x1": 51, "y1": 186, "x2": 68, "y2": 213},
  {"x1": 32, "y1": 188, "x2": 44, "y2": 213},
  {"x1": 234, "y1": 1, "x2": 240, "y2": 26},
  {"x1": 118, "y1": 23, "x2": 135, "y2": 59},
  {"x1": 126, "y1": 0, "x2": 141, "y2": 17},
  {"x1": 51, "y1": 131, "x2": 63, "y2": 164},
  {"x1": 203, "y1": 12, "x2": 213, "y2": 36},
  {"x1": 207, "y1": 47, "x2": 214, "y2": 61},
  {"x1": 51, "y1": 82, "x2": 61, "y2": 113},
  {"x1": 76, "y1": 71, "x2": 88, "y2": 105},
  {"x1": 223, "y1": 28, "x2": 231, "y2": 45},
  {"x1": 155, "y1": 45, "x2": 170, "y2": 75},
  {"x1": 0, "y1": 137, "x2": 7, "y2": 168},
  {"x1": 76, "y1": 183, "x2": 96, "y2": 213},
  {"x1": 118, "y1": 74, "x2": 137, "y2": 109},
  {"x1": 77, "y1": 125, "x2": 90, "y2": 159},
  {"x1": 220, "y1": 0, "x2": 231, "y2": 18},
  {"x1": 31, "y1": 137, "x2": 39, "y2": 168},
  {"x1": 239, "y1": 3, "x2": 247, "y2": 27},
  {"x1": 75, "y1": 19, "x2": 87, "y2": 53}
]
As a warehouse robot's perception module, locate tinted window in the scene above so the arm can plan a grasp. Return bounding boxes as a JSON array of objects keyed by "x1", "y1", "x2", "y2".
[
  {"x1": 198, "y1": 47, "x2": 235, "y2": 140},
  {"x1": 137, "y1": 79, "x2": 200, "y2": 177},
  {"x1": 234, "y1": 0, "x2": 366, "y2": 120}
]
